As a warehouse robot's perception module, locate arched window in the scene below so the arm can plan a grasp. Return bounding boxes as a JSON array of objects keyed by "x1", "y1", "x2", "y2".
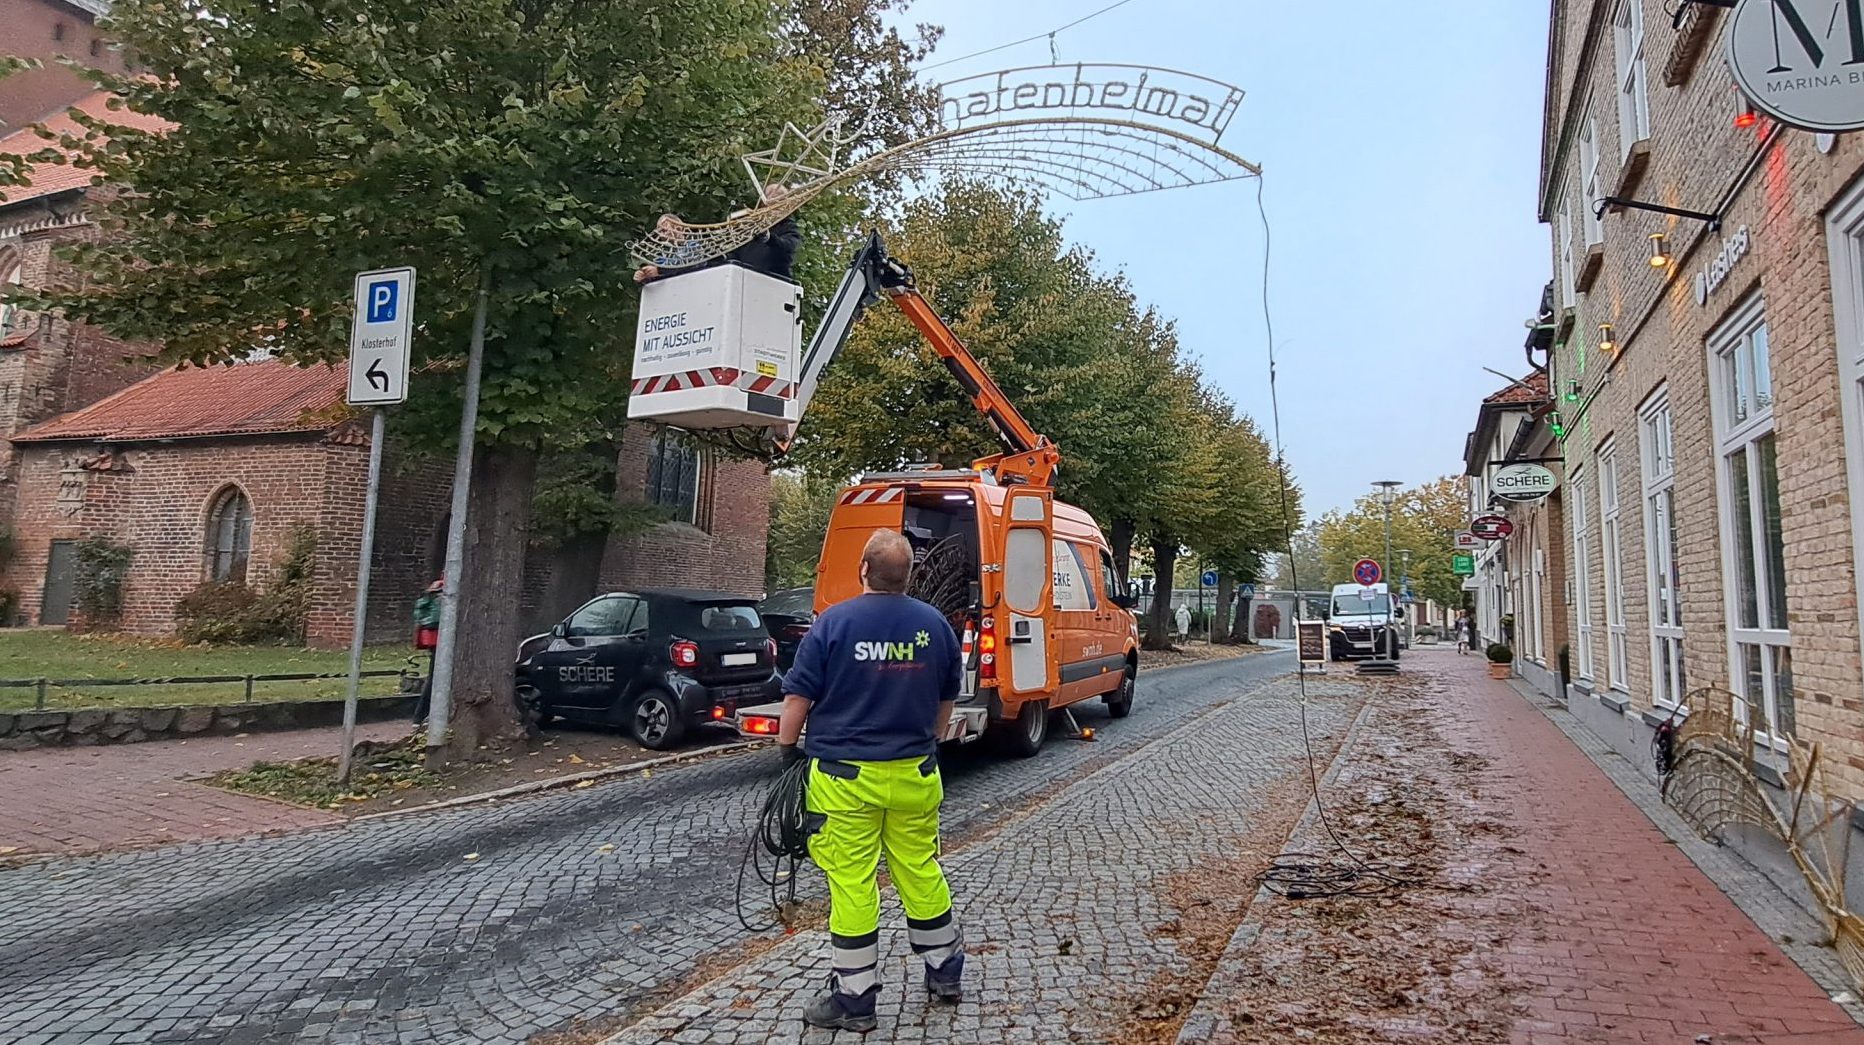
[
  {"x1": 0, "y1": 251, "x2": 23, "y2": 339},
  {"x1": 205, "y1": 487, "x2": 254, "y2": 582}
]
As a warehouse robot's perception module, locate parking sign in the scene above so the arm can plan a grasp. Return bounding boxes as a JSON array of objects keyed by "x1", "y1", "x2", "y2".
[{"x1": 348, "y1": 267, "x2": 415, "y2": 405}]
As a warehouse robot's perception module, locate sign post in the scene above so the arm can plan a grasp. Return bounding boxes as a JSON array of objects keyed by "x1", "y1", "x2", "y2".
[
  {"x1": 1200, "y1": 569, "x2": 1217, "y2": 644},
  {"x1": 1297, "y1": 619, "x2": 1326, "y2": 673},
  {"x1": 338, "y1": 267, "x2": 414, "y2": 785}
]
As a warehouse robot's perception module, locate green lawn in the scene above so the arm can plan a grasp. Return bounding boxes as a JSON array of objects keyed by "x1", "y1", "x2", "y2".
[{"x1": 0, "y1": 630, "x2": 423, "y2": 712}]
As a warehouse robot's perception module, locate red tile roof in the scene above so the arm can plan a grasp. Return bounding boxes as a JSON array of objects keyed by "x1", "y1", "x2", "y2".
[
  {"x1": 1481, "y1": 370, "x2": 1549, "y2": 405},
  {"x1": 14, "y1": 359, "x2": 348, "y2": 443},
  {"x1": 0, "y1": 90, "x2": 172, "y2": 207}
]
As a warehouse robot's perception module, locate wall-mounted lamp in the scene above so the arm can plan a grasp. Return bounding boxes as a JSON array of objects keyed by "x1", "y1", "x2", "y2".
[
  {"x1": 1599, "y1": 323, "x2": 1618, "y2": 358},
  {"x1": 1734, "y1": 97, "x2": 1760, "y2": 131},
  {"x1": 1649, "y1": 232, "x2": 1671, "y2": 268},
  {"x1": 1565, "y1": 380, "x2": 1581, "y2": 403}
]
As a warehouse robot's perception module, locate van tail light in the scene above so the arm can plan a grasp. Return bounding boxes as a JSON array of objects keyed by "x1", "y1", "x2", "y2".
[
  {"x1": 765, "y1": 638, "x2": 778, "y2": 662},
  {"x1": 977, "y1": 615, "x2": 998, "y2": 685},
  {"x1": 670, "y1": 639, "x2": 699, "y2": 668},
  {"x1": 743, "y1": 714, "x2": 780, "y2": 735}
]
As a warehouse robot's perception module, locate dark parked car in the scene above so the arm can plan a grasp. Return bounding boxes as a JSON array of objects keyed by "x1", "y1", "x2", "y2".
[
  {"x1": 759, "y1": 586, "x2": 815, "y2": 672},
  {"x1": 515, "y1": 589, "x2": 781, "y2": 749}
]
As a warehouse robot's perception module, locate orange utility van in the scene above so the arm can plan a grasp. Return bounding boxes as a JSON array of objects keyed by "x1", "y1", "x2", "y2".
[{"x1": 732, "y1": 233, "x2": 1140, "y2": 755}]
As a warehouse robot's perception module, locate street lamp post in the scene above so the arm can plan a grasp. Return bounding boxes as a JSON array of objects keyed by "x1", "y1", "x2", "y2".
[{"x1": 1373, "y1": 481, "x2": 1402, "y2": 660}]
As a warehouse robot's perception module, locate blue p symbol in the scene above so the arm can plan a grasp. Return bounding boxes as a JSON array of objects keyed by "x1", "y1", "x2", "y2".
[{"x1": 367, "y1": 280, "x2": 398, "y2": 323}]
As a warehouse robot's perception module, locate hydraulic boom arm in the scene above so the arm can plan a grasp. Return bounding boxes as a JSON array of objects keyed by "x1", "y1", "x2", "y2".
[{"x1": 784, "y1": 233, "x2": 1061, "y2": 487}]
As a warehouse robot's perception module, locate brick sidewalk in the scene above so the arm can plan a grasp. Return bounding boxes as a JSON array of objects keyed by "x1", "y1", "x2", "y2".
[
  {"x1": 1182, "y1": 648, "x2": 1864, "y2": 1043},
  {"x1": 0, "y1": 720, "x2": 406, "y2": 856}
]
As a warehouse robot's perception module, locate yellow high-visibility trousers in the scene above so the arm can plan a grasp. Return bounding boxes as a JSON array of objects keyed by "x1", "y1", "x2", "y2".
[{"x1": 806, "y1": 755, "x2": 962, "y2": 1000}]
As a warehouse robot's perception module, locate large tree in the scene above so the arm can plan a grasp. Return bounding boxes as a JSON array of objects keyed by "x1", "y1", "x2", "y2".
[
  {"x1": 1317, "y1": 476, "x2": 1468, "y2": 610},
  {"x1": 19, "y1": 0, "x2": 944, "y2": 756}
]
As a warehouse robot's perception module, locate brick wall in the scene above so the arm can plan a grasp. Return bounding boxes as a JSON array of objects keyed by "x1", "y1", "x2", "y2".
[
  {"x1": 5, "y1": 432, "x2": 448, "y2": 647},
  {"x1": 1545, "y1": 2, "x2": 1864, "y2": 793},
  {"x1": 601, "y1": 424, "x2": 771, "y2": 598},
  {"x1": 0, "y1": 0, "x2": 127, "y2": 132}
]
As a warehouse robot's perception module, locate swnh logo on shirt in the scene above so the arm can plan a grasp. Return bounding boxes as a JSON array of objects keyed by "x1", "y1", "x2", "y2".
[{"x1": 853, "y1": 631, "x2": 932, "y2": 662}]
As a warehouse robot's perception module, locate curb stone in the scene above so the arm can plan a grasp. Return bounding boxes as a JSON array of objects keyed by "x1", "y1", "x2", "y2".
[{"x1": 1172, "y1": 694, "x2": 1381, "y2": 1043}]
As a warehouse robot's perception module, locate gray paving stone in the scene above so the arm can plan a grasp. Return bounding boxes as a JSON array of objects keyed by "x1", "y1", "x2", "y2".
[{"x1": 0, "y1": 653, "x2": 1297, "y2": 1044}]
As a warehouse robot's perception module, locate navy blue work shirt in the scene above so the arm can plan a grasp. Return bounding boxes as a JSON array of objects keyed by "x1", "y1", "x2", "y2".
[{"x1": 783, "y1": 592, "x2": 962, "y2": 762}]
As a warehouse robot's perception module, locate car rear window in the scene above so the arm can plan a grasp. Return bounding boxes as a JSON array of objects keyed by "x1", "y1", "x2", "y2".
[
  {"x1": 699, "y1": 604, "x2": 762, "y2": 632},
  {"x1": 760, "y1": 589, "x2": 813, "y2": 616}
]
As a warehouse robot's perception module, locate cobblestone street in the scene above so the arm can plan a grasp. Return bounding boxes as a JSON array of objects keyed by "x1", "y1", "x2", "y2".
[
  {"x1": 0, "y1": 653, "x2": 1302, "y2": 1045},
  {"x1": 7, "y1": 649, "x2": 1863, "y2": 1044}
]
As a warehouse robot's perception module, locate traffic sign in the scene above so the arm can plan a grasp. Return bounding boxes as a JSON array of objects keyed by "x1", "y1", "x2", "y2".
[
  {"x1": 1453, "y1": 531, "x2": 1482, "y2": 551},
  {"x1": 348, "y1": 267, "x2": 416, "y2": 406},
  {"x1": 1200, "y1": 569, "x2": 1218, "y2": 587},
  {"x1": 1453, "y1": 552, "x2": 1475, "y2": 576},
  {"x1": 1470, "y1": 514, "x2": 1514, "y2": 540},
  {"x1": 1239, "y1": 583, "x2": 1255, "y2": 597},
  {"x1": 1352, "y1": 558, "x2": 1382, "y2": 586}
]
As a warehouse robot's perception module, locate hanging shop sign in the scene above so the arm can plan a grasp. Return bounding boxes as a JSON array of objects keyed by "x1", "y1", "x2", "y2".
[
  {"x1": 1728, "y1": 0, "x2": 1864, "y2": 132},
  {"x1": 1693, "y1": 225, "x2": 1751, "y2": 306},
  {"x1": 1452, "y1": 553, "x2": 1475, "y2": 576},
  {"x1": 1453, "y1": 531, "x2": 1482, "y2": 551},
  {"x1": 1491, "y1": 462, "x2": 1560, "y2": 503},
  {"x1": 1470, "y1": 515, "x2": 1514, "y2": 540}
]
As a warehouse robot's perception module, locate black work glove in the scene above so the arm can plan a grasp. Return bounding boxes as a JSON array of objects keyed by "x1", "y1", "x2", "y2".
[{"x1": 778, "y1": 742, "x2": 806, "y2": 766}]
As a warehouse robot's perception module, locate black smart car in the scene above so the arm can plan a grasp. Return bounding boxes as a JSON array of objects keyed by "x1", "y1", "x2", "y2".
[
  {"x1": 758, "y1": 586, "x2": 815, "y2": 672},
  {"x1": 515, "y1": 588, "x2": 782, "y2": 749}
]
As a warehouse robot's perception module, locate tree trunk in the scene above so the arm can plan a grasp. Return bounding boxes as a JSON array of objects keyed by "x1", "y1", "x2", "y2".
[
  {"x1": 447, "y1": 444, "x2": 539, "y2": 758},
  {"x1": 1214, "y1": 574, "x2": 1235, "y2": 644},
  {"x1": 1143, "y1": 536, "x2": 1177, "y2": 651},
  {"x1": 1231, "y1": 595, "x2": 1255, "y2": 643},
  {"x1": 1109, "y1": 516, "x2": 1135, "y2": 584}
]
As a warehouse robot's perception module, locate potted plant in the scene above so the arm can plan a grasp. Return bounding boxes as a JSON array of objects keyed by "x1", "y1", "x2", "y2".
[{"x1": 1485, "y1": 642, "x2": 1514, "y2": 680}]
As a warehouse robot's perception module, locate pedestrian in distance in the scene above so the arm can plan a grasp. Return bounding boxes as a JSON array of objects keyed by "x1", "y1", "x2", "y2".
[
  {"x1": 777, "y1": 529, "x2": 965, "y2": 1033},
  {"x1": 632, "y1": 184, "x2": 801, "y2": 284},
  {"x1": 1453, "y1": 611, "x2": 1470, "y2": 655},
  {"x1": 410, "y1": 577, "x2": 442, "y2": 725}
]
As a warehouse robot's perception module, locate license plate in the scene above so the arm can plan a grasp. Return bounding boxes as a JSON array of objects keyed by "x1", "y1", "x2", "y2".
[{"x1": 720, "y1": 652, "x2": 756, "y2": 666}]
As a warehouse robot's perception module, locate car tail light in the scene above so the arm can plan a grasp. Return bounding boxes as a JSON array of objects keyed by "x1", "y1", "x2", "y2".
[
  {"x1": 977, "y1": 615, "x2": 998, "y2": 684},
  {"x1": 743, "y1": 715, "x2": 779, "y2": 735},
  {"x1": 670, "y1": 639, "x2": 699, "y2": 668},
  {"x1": 765, "y1": 638, "x2": 778, "y2": 662},
  {"x1": 711, "y1": 705, "x2": 728, "y2": 720}
]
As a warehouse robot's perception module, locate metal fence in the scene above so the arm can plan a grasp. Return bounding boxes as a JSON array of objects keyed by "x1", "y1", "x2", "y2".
[{"x1": 0, "y1": 669, "x2": 420, "y2": 711}]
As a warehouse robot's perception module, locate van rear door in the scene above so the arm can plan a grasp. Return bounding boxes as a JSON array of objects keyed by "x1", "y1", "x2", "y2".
[
  {"x1": 999, "y1": 488, "x2": 1054, "y2": 697},
  {"x1": 816, "y1": 486, "x2": 908, "y2": 611}
]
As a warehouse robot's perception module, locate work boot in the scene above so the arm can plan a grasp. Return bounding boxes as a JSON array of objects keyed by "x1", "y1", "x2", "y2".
[
  {"x1": 801, "y1": 986, "x2": 878, "y2": 1033},
  {"x1": 925, "y1": 954, "x2": 964, "y2": 1003}
]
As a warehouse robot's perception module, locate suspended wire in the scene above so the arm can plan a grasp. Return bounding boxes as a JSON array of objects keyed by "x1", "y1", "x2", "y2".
[
  {"x1": 921, "y1": 0, "x2": 1138, "y2": 71},
  {"x1": 1252, "y1": 175, "x2": 1414, "y2": 901}
]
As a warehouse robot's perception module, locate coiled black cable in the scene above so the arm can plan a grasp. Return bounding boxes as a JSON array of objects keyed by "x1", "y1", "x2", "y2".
[{"x1": 736, "y1": 755, "x2": 813, "y2": 932}]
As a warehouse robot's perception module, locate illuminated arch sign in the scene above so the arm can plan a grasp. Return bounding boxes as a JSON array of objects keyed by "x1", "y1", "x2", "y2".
[{"x1": 936, "y1": 64, "x2": 1245, "y2": 146}]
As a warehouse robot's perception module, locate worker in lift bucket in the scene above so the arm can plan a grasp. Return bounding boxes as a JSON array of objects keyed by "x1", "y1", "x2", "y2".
[
  {"x1": 632, "y1": 184, "x2": 801, "y2": 284},
  {"x1": 776, "y1": 530, "x2": 965, "y2": 1033}
]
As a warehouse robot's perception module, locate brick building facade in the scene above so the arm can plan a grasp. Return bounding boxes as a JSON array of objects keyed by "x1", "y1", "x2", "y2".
[
  {"x1": 1537, "y1": 1, "x2": 1864, "y2": 798},
  {"x1": 2, "y1": 83, "x2": 773, "y2": 648}
]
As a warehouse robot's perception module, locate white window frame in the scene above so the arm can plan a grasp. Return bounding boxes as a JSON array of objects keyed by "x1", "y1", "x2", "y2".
[
  {"x1": 1557, "y1": 189, "x2": 1577, "y2": 308},
  {"x1": 1571, "y1": 466, "x2": 1595, "y2": 680},
  {"x1": 1822, "y1": 176, "x2": 1864, "y2": 697},
  {"x1": 1598, "y1": 440, "x2": 1630, "y2": 690},
  {"x1": 1614, "y1": 0, "x2": 1651, "y2": 157},
  {"x1": 1707, "y1": 294, "x2": 1792, "y2": 740},
  {"x1": 1639, "y1": 388, "x2": 1685, "y2": 709},
  {"x1": 1579, "y1": 104, "x2": 1604, "y2": 246}
]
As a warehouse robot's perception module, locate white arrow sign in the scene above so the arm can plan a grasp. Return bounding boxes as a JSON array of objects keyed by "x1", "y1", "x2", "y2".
[{"x1": 348, "y1": 267, "x2": 415, "y2": 406}]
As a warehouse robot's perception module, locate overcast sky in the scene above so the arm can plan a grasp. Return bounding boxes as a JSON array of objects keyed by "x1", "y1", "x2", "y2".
[{"x1": 901, "y1": 0, "x2": 1551, "y2": 516}]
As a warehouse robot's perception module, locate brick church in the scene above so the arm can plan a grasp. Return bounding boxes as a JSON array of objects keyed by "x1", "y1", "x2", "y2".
[{"x1": 0, "y1": 2, "x2": 770, "y2": 645}]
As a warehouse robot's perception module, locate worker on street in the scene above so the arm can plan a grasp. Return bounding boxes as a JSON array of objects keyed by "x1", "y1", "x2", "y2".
[{"x1": 777, "y1": 530, "x2": 964, "y2": 1033}]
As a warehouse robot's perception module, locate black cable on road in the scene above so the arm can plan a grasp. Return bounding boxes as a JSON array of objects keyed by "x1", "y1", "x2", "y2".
[{"x1": 736, "y1": 755, "x2": 812, "y2": 933}]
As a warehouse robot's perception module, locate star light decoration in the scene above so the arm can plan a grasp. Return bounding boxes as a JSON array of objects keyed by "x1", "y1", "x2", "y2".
[{"x1": 627, "y1": 67, "x2": 1261, "y2": 269}]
